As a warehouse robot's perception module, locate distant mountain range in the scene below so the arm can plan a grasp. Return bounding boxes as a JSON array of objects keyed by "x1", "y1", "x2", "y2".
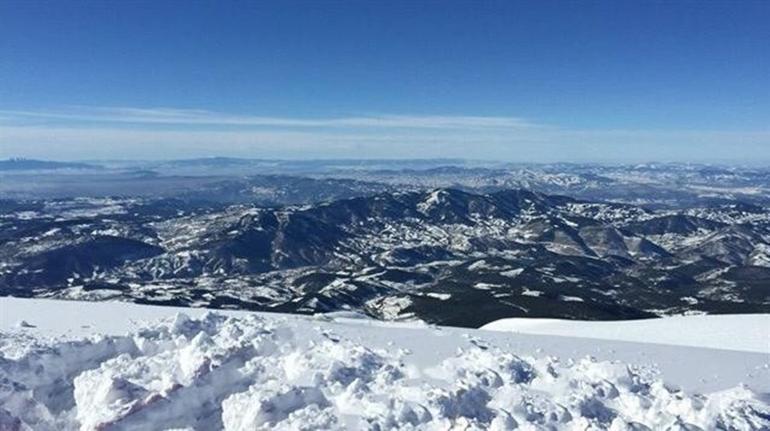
[
  {"x1": 4, "y1": 158, "x2": 769, "y2": 209},
  {"x1": 0, "y1": 158, "x2": 101, "y2": 171},
  {"x1": 2, "y1": 179, "x2": 768, "y2": 327}
]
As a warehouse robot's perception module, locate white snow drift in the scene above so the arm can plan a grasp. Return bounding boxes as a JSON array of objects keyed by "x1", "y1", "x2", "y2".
[
  {"x1": 481, "y1": 314, "x2": 770, "y2": 354},
  {"x1": 0, "y1": 299, "x2": 768, "y2": 430}
]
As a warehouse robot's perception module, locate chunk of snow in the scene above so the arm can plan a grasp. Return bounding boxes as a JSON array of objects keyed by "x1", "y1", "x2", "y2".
[
  {"x1": 500, "y1": 268, "x2": 524, "y2": 278},
  {"x1": 14, "y1": 320, "x2": 36, "y2": 329}
]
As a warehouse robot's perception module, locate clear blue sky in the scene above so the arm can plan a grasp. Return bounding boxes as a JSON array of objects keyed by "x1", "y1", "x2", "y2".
[{"x1": 1, "y1": 0, "x2": 768, "y2": 162}]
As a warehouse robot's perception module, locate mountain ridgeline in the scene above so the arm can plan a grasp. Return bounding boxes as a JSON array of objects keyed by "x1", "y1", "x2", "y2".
[{"x1": 1, "y1": 183, "x2": 769, "y2": 327}]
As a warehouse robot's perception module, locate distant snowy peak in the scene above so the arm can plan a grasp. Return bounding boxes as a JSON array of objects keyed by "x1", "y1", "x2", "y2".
[{"x1": 417, "y1": 188, "x2": 448, "y2": 214}]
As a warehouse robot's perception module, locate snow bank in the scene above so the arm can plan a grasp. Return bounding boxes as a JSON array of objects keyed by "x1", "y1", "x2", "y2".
[
  {"x1": 481, "y1": 314, "x2": 770, "y2": 354},
  {"x1": 1, "y1": 309, "x2": 769, "y2": 430}
]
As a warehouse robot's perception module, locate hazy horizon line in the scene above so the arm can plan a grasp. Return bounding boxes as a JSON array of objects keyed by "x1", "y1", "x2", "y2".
[
  {"x1": 1, "y1": 105, "x2": 769, "y2": 163},
  {"x1": 3, "y1": 155, "x2": 770, "y2": 168}
]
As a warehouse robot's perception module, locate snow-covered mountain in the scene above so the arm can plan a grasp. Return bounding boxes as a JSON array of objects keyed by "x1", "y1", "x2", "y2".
[{"x1": 2, "y1": 183, "x2": 769, "y2": 326}]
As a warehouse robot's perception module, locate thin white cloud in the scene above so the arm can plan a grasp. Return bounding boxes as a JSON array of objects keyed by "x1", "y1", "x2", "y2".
[
  {"x1": 1, "y1": 123, "x2": 768, "y2": 162},
  {"x1": 1, "y1": 106, "x2": 768, "y2": 162},
  {"x1": 0, "y1": 107, "x2": 537, "y2": 130}
]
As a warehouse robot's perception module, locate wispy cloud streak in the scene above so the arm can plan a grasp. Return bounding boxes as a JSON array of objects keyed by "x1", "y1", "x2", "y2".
[
  {"x1": 0, "y1": 107, "x2": 536, "y2": 130},
  {"x1": 1, "y1": 106, "x2": 768, "y2": 162}
]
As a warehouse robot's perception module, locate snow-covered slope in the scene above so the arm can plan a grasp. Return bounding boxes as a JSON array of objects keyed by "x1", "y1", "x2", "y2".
[
  {"x1": 1, "y1": 298, "x2": 769, "y2": 430},
  {"x1": 5, "y1": 186, "x2": 770, "y2": 325},
  {"x1": 481, "y1": 314, "x2": 770, "y2": 354}
]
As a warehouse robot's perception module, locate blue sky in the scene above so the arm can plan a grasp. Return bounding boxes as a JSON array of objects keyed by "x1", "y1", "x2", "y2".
[{"x1": 0, "y1": 1, "x2": 768, "y2": 162}]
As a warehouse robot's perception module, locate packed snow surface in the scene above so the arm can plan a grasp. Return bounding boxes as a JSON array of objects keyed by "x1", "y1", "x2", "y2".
[
  {"x1": 0, "y1": 298, "x2": 768, "y2": 430},
  {"x1": 482, "y1": 314, "x2": 770, "y2": 354}
]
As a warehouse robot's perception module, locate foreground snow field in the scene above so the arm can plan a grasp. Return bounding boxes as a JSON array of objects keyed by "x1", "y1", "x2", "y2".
[{"x1": 1, "y1": 298, "x2": 769, "y2": 430}]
